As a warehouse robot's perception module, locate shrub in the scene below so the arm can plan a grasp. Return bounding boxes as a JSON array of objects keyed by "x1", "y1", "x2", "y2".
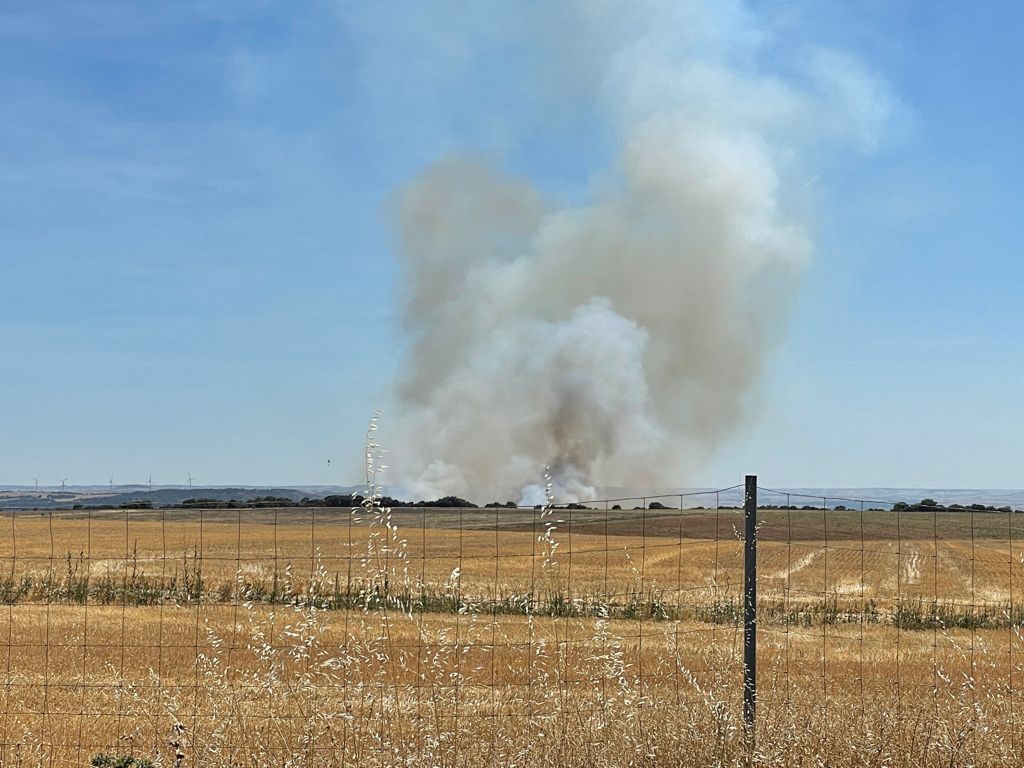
[{"x1": 90, "y1": 755, "x2": 155, "y2": 768}]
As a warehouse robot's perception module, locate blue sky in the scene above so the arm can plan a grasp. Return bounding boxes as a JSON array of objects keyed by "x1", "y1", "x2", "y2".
[{"x1": 1, "y1": 1, "x2": 1021, "y2": 489}]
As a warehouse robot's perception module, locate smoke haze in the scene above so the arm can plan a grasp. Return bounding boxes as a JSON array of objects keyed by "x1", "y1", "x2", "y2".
[{"x1": 387, "y1": 1, "x2": 894, "y2": 503}]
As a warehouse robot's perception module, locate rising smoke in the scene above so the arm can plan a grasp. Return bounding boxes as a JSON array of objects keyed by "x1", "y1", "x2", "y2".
[{"x1": 385, "y1": 1, "x2": 894, "y2": 503}]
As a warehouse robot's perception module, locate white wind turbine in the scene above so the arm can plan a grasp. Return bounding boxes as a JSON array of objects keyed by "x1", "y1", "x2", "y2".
[{"x1": 60, "y1": 477, "x2": 68, "y2": 492}]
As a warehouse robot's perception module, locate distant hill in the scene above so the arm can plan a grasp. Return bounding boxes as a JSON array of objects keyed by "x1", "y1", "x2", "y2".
[
  {"x1": 2, "y1": 484, "x2": 1022, "y2": 512},
  {"x1": 0, "y1": 485, "x2": 364, "y2": 510}
]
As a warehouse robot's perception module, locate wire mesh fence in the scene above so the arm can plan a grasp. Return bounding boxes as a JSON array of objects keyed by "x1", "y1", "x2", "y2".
[{"x1": 1, "y1": 481, "x2": 1022, "y2": 766}]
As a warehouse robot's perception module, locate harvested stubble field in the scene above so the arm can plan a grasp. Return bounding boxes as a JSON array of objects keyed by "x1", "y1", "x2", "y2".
[{"x1": 1, "y1": 505, "x2": 1023, "y2": 766}]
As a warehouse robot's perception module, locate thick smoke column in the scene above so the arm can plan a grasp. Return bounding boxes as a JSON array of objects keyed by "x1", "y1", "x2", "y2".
[{"x1": 387, "y1": 2, "x2": 892, "y2": 502}]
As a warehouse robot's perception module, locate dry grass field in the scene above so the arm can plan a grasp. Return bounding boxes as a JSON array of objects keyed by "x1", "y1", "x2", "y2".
[{"x1": 1, "y1": 504, "x2": 1022, "y2": 766}]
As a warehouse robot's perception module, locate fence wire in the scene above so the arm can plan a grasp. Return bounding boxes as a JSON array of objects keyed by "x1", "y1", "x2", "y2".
[{"x1": 0, "y1": 483, "x2": 1021, "y2": 766}]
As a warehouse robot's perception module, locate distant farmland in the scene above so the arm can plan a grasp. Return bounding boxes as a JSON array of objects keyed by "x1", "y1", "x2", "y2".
[{"x1": 1, "y1": 504, "x2": 1021, "y2": 766}]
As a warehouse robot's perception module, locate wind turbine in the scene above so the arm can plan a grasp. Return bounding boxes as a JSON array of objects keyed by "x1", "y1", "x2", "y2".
[
  {"x1": 109, "y1": 477, "x2": 114, "y2": 492},
  {"x1": 187, "y1": 473, "x2": 193, "y2": 490},
  {"x1": 33, "y1": 477, "x2": 38, "y2": 492},
  {"x1": 60, "y1": 477, "x2": 68, "y2": 492},
  {"x1": 148, "y1": 476, "x2": 153, "y2": 491}
]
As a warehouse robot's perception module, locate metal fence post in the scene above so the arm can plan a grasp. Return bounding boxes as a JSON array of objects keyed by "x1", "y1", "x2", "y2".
[{"x1": 744, "y1": 474, "x2": 757, "y2": 741}]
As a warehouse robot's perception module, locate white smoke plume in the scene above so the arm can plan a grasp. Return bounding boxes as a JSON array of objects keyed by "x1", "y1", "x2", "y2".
[{"x1": 386, "y1": 1, "x2": 894, "y2": 503}]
